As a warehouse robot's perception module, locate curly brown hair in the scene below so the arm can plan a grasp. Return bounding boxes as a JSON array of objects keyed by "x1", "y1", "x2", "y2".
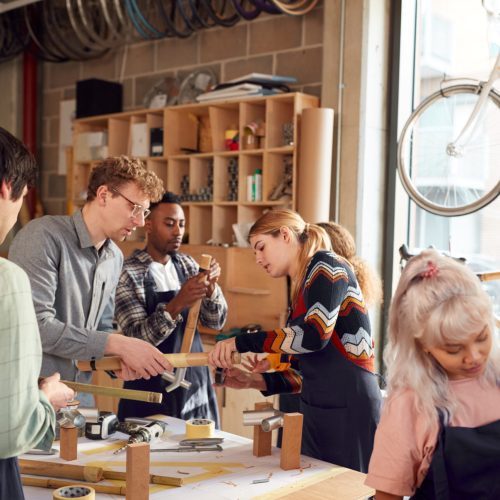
[
  {"x1": 87, "y1": 156, "x2": 163, "y2": 203},
  {"x1": 317, "y1": 221, "x2": 383, "y2": 307}
]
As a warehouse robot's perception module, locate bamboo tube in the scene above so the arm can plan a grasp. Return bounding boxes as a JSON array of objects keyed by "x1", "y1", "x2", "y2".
[
  {"x1": 103, "y1": 470, "x2": 184, "y2": 487},
  {"x1": 61, "y1": 381, "x2": 163, "y2": 404},
  {"x1": 180, "y1": 254, "x2": 212, "y2": 354},
  {"x1": 477, "y1": 270, "x2": 500, "y2": 282},
  {"x1": 21, "y1": 476, "x2": 126, "y2": 495},
  {"x1": 77, "y1": 351, "x2": 242, "y2": 372},
  {"x1": 19, "y1": 459, "x2": 103, "y2": 482}
]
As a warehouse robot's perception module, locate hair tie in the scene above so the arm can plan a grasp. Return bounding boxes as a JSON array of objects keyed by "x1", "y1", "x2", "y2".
[{"x1": 420, "y1": 260, "x2": 439, "y2": 279}]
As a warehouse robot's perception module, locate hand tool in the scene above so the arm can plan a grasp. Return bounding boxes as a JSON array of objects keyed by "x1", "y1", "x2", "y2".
[
  {"x1": 151, "y1": 444, "x2": 223, "y2": 452},
  {"x1": 113, "y1": 420, "x2": 167, "y2": 454},
  {"x1": 163, "y1": 254, "x2": 211, "y2": 392}
]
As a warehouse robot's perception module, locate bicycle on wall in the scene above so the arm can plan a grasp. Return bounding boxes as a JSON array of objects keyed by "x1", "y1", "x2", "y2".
[{"x1": 397, "y1": 1, "x2": 500, "y2": 217}]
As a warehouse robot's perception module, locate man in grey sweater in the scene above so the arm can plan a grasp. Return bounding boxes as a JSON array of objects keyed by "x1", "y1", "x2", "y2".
[{"x1": 9, "y1": 156, "x2": 172, "y2": 389}]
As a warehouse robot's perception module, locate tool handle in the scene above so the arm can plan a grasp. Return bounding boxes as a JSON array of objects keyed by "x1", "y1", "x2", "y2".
[
  {"x1": 77, "y1": 351, "x2": 241, "y2": 371},
  {"x1": 61, "y1": 380, "x2": 162, "y2": 403},
  {"x1": 180, "y1": 254, "x2": 212, "y2": 354}
]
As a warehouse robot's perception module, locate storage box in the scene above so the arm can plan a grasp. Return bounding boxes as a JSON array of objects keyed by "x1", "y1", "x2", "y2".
[{"x1": 76, "y1": 79, "x2": 123, "y2": 118}]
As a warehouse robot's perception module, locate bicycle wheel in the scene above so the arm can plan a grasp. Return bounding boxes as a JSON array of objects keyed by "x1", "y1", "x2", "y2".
[{"x1": 397, "y1": 83, "x2": 500, "y2": 216}]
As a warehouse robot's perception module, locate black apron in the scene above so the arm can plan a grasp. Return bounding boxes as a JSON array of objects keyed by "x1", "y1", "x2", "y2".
[
  {"x1": 297, "y1": 340, "x2": 381, "y2": 473},
  {"x1": 118, "y1": 257, "x2": 220, "y2": 427},
  {"x1": 412, "y1": 412, "x2": 500, "y2": 500},
  {"x1": 0, "y1": 457, "x2": 24, "y2": 500}
]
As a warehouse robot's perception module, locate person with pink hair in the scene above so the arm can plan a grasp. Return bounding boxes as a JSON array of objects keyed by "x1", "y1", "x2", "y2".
[{"x1": 366, "y1": 249, "x2": 500, "y2": 499}]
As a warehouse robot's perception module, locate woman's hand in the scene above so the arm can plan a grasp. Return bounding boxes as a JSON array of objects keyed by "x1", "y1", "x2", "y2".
[
  {"x1": 242, "y1": 354, "x2": 271, "y2": 373},
  {"x1": 208, "y1": 336, "x2": 237, "y2": 369},
  {"x1": 216, "y1": 367, "x2": 267, "y2": 391}
]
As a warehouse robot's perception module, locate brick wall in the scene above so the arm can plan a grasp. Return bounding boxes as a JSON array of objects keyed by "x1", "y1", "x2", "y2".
[{"x1": 40, "y1": 7, "x2": 324, "y2": 215}]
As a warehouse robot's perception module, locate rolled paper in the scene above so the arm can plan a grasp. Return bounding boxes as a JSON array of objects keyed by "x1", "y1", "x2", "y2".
[{"x1": 297, "y1": 107, "x2": 334, "y2": 222}]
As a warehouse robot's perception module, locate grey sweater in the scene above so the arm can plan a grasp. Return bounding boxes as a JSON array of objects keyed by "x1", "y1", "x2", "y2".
[{"x1": 9, "y1": 210, "x2": 123, "y2": 382}]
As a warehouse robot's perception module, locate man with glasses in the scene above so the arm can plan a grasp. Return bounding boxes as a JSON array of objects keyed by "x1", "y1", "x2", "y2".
[
  {"x1": 9, "y1": 156, "x2": 172, "y2": 395},
  {"x1": 114, "y1": 192, "x2": 227, "y2": 425}
]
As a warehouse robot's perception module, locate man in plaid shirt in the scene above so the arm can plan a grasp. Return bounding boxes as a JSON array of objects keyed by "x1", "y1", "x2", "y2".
[{"x1": 115, "y1": 192, "x2": 227, "y2": 425}]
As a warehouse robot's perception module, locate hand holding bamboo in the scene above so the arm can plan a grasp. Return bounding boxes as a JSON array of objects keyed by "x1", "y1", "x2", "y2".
[{"x1": 77, "y1": 351, "x2": 241, "y2": 372}]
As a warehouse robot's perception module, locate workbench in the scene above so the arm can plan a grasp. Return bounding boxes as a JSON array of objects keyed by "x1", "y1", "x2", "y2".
[{"x1": 21, "y1": 416, "x2": 374, "y2": 499}]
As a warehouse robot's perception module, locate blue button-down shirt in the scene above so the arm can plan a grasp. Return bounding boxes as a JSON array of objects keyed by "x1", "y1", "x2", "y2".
[{"x1": 9, "y1": 210, "x2": 123, "y2": 383}]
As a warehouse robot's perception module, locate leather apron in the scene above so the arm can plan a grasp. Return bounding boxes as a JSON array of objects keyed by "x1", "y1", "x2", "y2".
[
  {"x1": 411, "y1": 412, "x2": 500, "y2": 500},
  {"x1": 118, "y1": 257, "x2": 220, "y2": 427},
  {"x1": 296, "y1": 338, "x2": 382, "y2": 473}
]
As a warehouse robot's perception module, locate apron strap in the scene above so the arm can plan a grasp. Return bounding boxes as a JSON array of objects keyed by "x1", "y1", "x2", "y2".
[{"x1": 431, "y1": 409, "x2": 451, "y2": 500}]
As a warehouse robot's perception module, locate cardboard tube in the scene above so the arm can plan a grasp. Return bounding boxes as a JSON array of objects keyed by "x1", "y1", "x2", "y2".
[
  {"x1": 297, "y1": 107, "x2": 334, "y2": 222},
  {"x1": 61, "y1": 381, "x2": 162, "y2": 404},
  {"x1": 19, "y1": 459, "x2": 103, "y2": 482},
  {"x1": 21, "y1": 476, "x2": 125, "y2": 496},
  {"x1": 103, "y1": 470, "x2": 184, "y2": 487},
  {"x1": 77, "y1": 351, "x2": 241, "y2": 372}
]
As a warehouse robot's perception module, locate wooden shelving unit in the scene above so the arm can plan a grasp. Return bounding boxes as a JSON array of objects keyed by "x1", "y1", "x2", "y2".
[{"x1": 70, "y1": 92, "x2": 319, "y2": 245}]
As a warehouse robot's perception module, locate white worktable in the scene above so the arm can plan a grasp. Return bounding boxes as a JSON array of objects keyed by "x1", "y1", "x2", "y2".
[{"x1": 21, "y1": 416, "x2": 373, "y2": 499}]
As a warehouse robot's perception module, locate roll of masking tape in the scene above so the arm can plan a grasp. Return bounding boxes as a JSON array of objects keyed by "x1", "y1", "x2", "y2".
[
  {"x1": 53, "y1": 485, "x2": 95, "y2": 500},
  {"x1": 185, "y1": 418, "x2": 215, "y2": 439}
]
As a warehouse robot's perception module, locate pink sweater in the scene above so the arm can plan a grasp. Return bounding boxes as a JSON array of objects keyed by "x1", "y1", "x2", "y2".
[{"x1": 365, "y1": 377, "x2": 500, "y2": 496}]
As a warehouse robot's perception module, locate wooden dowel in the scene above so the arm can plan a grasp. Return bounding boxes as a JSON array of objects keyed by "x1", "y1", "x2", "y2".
[
  {"x1": 180, "y1": 254, "x2": 212, "y2": 354},
  {"x1": 19, "y1": 459, "x2": 102, "y2": 482},
  {"x1": 77, "y1": 351, "x2": 241, "y2": 372},
  {"x1": 61, "y1": 380, "x2": 162, "y2": 404},
  {"x1": 103, "y1": 470, "x2": 184, "y2": 487},
  {"x1": 21, "y1": 476, "x2": 126, "y2": 495}
]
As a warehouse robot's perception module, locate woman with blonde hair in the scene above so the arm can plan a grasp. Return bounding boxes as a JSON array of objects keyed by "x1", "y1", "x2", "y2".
[
  {"x1": 366, "y1": 249, "x2": 500, "y2": 499},
  {"x1": 317, "y1": 221, "x2": 382, "y2": 308},
  {"x1": 209, "y1": 209, "x2": 382, "y2": 472}
]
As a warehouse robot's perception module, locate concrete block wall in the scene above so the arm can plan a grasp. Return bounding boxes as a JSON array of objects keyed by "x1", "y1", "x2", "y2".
[{"x1": 40, "y1": 7, "x2": 324, "y2": 215}]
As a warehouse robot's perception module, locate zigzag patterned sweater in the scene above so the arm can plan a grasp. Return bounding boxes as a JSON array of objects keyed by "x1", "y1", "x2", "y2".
[{"x1": 235, "y1": 250, "x2": 375, "y2": 395}]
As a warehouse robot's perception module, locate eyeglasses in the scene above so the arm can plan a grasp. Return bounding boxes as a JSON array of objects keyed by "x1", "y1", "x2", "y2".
[{"x1": 110, "y1": 187, "x2": 151, "y2": 219}]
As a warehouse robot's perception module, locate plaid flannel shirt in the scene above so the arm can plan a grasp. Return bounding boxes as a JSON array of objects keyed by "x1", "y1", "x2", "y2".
[{"x1": 115, "y1": 249, "x2": 227, "y2": 345}]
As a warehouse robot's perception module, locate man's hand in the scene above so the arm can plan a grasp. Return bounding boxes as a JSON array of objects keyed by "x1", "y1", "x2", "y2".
[
  {"x1": 215, "y1": 367, "x2": 266, "y2": 391},
  {"x1": 206, "y1": 258, "x2": 221, "y2": 297},
  {"x1": 39, "y1": 373, "x2": 75, "y2": 411},
  {"x1": 208, "y1": 336, "x2": 237, "y2": 369},
  {"x1": 106, "y1": 334, "x2": 172, "y2": 380},
  {"x1": 164, "y1": 275, "x2": 209, "y2": 318}
]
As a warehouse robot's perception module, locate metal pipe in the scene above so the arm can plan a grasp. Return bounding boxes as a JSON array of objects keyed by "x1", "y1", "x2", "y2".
[
  {"x1": 242, "y1": 409, "x2": 281, "y2": 426},
  {"x1": 261, "y1": 415, "x2": 284, "y2": 432}
]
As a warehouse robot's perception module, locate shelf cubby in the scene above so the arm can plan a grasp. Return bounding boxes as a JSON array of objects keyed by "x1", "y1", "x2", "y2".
[
  {"x1": 239, "y1": 153, "x2": 264, "y2": 202},
  {"x1": 167, "y1": 158, "x2": 189, "y2": 197},
  {"x1": 209, "y1": 103, "x2": 240, "y2": 152},
  {"x1": 189, "y1": 205, "x2": 212, "y2": 245},
  {"x1": 212, "y1": 205, "x2": 238, "y2": 245},
  {"x1": 147, "y1": 159, "x2": 168, "y2": 189},
  {"x1": 265, "y1": 98, "x2": 295, "y2": 148}
]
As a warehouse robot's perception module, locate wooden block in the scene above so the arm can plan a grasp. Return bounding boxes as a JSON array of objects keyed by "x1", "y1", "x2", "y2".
[
  {"x1": 59, "y1": 426, "x2": 78, "y2": 461},
  {"x1": 253, "y1": 402, "x2": 273, "y2": 457},
  {"x1": 126, "y1": 443, "x2": 150, "y2": 500},
  {"x1": 280, "y1": 413, "x2": 303, "y2": 470}
]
